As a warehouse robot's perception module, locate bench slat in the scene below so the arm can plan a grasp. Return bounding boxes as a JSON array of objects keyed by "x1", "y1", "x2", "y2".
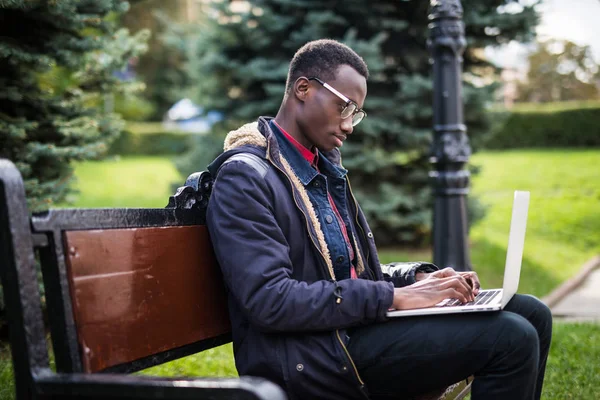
[{"x1": 63, "y1": 225, "x2": 231, "y2": 372}]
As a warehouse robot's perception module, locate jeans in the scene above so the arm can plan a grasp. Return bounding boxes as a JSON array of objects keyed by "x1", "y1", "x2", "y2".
[{"x1": 347, "y1": 294, "x2": 552, "y2": 400}]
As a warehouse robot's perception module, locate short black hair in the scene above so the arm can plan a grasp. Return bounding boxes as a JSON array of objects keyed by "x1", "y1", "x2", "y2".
[{"x1": 285, "y1": 39, "x2": 369, "y2": 93}]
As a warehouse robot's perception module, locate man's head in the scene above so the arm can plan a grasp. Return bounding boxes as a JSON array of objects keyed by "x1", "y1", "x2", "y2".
[{"x1": 280, "y1": 39, "x2": 369, "y2": 152}]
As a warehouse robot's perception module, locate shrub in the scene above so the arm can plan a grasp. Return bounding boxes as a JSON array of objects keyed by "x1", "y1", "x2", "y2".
[
  {"x1": 486, "y1": 102, "x2": 600, "y2": 149},
  {"x1": 109, "y1": 123, "x2": 195, "y2": 155},
  {"x1": 114, "y1": 94, "x2": 156, "y2": 122}
]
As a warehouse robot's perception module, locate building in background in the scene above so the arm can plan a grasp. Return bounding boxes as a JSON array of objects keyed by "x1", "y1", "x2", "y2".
[{"x1": 163, "y1": 98, "x2": 223, "y2": 134}]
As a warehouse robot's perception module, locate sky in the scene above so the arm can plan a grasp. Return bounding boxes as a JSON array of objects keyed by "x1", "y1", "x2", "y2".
[{"x1": 485, "y1": 0, "x2": 600, "y2": 72}]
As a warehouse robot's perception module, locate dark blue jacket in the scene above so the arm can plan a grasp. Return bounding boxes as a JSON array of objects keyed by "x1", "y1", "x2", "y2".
[{"x1": 206, "y1": 117, "x2": 437, "y2": 399}]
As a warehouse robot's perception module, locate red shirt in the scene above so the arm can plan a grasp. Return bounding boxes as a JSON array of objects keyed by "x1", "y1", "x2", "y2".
[{"x1": 273, "y1": 121, "x2": 358, "y2": 279}]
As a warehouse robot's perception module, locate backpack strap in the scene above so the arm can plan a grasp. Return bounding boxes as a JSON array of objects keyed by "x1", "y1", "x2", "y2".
[{"x1": 218, "y1": 153, "x2": 269, "y2": 178}]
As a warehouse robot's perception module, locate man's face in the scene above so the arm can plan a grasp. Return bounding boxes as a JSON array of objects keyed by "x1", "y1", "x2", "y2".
[{"x1": 297, "y1": 64, "x2": 367, "y2": 152}]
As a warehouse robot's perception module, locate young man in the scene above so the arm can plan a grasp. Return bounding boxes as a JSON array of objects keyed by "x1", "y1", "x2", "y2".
[{"x1": 206, "y1": 39, "x2": 551, "y2": 400}]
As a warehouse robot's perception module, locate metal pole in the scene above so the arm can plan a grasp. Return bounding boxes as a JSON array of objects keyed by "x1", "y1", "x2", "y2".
[{"x1": 428, "y1": 0, "x2": 472, "y2": 272}]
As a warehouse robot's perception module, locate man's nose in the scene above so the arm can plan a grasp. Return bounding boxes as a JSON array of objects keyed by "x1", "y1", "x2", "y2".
[{"x1": 340, "y1": 117, "x2": 354, "y2": 134}]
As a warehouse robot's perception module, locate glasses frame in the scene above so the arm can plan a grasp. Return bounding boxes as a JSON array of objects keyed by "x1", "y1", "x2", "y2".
[{"x1": 308, "y1": 77, "x2": 367, "y2": 126}]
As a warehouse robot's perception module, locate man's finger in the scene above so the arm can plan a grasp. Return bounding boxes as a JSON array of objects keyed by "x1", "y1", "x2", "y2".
[
  {"x1": 451, "y1": 275, "x2": 475, "y2": 302},
  {"x1": 438, "y1": 276, "x2": 474, "y2": 302},
  {"x1": 443, "y1": 288, "x2": 469, "y2": 304},
  {"x1": 460, "y1": 272, "x2": 481, "y2": 295}
]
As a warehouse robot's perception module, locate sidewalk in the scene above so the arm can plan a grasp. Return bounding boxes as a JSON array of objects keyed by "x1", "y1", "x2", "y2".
[{"x1": 544, "y1": 256, "x2": 600, "y2": 322}]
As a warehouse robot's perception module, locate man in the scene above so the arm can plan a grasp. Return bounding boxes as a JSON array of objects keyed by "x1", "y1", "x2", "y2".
[{"x1": 206, "y1": 39, "x2": 551, "y2": 400}]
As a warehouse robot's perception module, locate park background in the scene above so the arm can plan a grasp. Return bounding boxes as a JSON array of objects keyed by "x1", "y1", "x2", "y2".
[{"x1": 0, "y1": 0, "x2": 599, "y2": 398}]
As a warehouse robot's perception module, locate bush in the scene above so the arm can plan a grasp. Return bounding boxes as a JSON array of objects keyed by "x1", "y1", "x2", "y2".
[
  {"x1": 109, "y1": 123, "x2": 195, "y2": 155},
  {"x1": 486, "y1": 103, "x2": 600, "y2": 149},
  {"x1": 499, "y1": 100, "x2": 600, "y2": 113},
  {"x1": 114, "y1": 94, "x2": 156, "y2": 122}
]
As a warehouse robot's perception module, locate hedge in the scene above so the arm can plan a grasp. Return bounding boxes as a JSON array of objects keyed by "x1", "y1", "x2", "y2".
[
  {"x1": 485, "y1": 104, "x2": 600, "y2": 149},
  {"x1": 109, "y1": 123, "x2": 196, "y2": 155}
]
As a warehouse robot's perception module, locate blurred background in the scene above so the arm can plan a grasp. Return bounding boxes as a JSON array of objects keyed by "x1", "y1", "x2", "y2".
[{"x1": 0, "y1": 0, "x2": 599, "y2": 399}]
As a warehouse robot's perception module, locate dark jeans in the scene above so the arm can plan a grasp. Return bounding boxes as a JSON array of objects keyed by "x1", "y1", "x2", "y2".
[{"x1": 347, "y1": 294, "x2": 552, "y2": 400}]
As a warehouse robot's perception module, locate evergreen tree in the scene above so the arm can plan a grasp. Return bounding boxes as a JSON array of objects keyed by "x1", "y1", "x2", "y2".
[
  {"x1": 179, "y1": 0, "x2": 539, "y2": 246},
  {"x1": 0, "y1": 0, "x2": 149, "y2": 212}
]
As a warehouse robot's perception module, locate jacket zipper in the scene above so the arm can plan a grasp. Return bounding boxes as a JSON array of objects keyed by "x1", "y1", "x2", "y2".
[
  {"x1": 336, "y1": 329, "x2": 367, "y2": 392},
  {"x1": 267, "y1": 144, "x2": 366, "y2": 392}
]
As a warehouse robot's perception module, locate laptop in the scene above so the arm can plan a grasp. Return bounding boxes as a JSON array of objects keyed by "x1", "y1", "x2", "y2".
[{"x1": 386, "y1": 190, "x2": 530, "y2": 318}]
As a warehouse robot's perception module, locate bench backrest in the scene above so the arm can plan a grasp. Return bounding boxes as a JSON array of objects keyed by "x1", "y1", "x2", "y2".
[
  {"x1": 32, "y1": 208, "x2": 231, "y2": 374},
  {"x1": 0, "y1": 160, "x2": 231, "y2": 381}
]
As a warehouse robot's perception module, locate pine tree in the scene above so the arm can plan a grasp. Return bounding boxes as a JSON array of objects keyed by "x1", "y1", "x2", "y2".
[
  {"x1": 179, "y1": 0, "x2": 539, "y2": 246},
  {"x1": 0, "y1": 0, "x2": 149, "y2": 212}
]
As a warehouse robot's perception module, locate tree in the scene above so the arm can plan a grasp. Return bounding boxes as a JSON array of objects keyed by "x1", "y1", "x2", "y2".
[
  {"x1": 120, "y1": 0, "x2": 196, "y2": 120},
  {"x1": 179, "y1": 0, "x2": 539, "y2": 246},
  {"x1": 517, "y1": 39, "x2": 600, "y2": 102},
  {"x1": 0, "y1": 0, "x2": 149, "y2": 212}
]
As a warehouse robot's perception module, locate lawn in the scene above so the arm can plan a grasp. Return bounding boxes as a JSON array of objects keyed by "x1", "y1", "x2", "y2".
[
  {"x1": 1, "y1": 150, "x2": 599, "y2": 399},
  {"x1": 60, "y1": 156, "x2": 183, "y2": 208},
  {"x1": 468, "y1": 149, "x2": 600, "y2": 298},
  {"x1": 545, "y1": 322, "x2": 600, "y2": 398},
  {"x1": 380, "y1": 149, "x2": 600, "y2": 299}
]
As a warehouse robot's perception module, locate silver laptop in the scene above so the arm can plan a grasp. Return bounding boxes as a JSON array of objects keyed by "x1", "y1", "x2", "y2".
[{"x1": 387, "y1": 190, "x2": 530, "y2": 318}]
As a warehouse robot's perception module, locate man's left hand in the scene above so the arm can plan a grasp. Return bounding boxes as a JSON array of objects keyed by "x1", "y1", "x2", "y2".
[{"x1": 416, "y1": 269, "x2": 480, "y2": 296}]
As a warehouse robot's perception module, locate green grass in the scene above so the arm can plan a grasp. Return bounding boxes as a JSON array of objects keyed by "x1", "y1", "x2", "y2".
[
  {"x1": 140, "y1": 344, "x2": 237, "y2": 378},
  {"x1": 60, "y1": 156, "x2": 183, "y2": 208},
  {"x1": 469, "y1": 149, "x2": 600, "y2": 298},
  {"x1": 544, "y1": 322, "x2": 600, "y2": 398},
  {"x1": 0, "y1": 344, "x2": 14, "y2": 400},
  {"x1": 381, "y1": 149, "x2": 600, "y2": 299}
]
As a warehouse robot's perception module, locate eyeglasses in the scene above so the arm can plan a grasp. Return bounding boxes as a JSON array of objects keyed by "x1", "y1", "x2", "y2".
[{"x1": 308, "y1": 77, "x2": 367, "y2": 126}]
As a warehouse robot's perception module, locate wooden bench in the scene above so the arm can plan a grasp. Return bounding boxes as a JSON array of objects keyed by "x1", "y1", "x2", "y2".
[
  {"x1": 0, "y1": 159, "x2": 286, "y2": 400},
  {"x1": 0, "y1": 158, "x2": 471, "y2": 399}
]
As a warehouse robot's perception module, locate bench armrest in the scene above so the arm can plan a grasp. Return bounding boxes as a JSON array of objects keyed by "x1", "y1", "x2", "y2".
[{"x1": 35, "y1": 370, "x2": 287, "y2": 400}]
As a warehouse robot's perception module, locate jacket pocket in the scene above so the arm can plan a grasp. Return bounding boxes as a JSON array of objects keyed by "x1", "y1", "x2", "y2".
[{"x1": 282, "y1": 331, "x2": 367, "y2": 400}]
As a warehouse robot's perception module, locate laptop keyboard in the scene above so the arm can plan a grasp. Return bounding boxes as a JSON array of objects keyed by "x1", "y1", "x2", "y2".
[{"x1": 437, "y1": 289, "x2": 501, "y2": 307}]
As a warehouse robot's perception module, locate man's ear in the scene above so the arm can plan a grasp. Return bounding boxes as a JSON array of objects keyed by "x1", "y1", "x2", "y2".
[{"x1": 293, "y1": 77, "x2": 310, "y2": 103}]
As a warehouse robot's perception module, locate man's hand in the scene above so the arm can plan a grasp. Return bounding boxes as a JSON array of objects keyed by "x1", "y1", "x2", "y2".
[
  {"x1": 416, "y1": 269, "x2": 480, "y2": 295},
  {"x1": 458, "y1": 270, "x2": 480, "y2": 296},
  {"x1": 393, "y1": 267, "x2": 479, "y2": 310}
]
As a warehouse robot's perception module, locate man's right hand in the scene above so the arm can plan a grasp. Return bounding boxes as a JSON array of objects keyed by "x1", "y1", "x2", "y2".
[{"x1": 391, "y1": 267, "x2": 475, "y2": 310}]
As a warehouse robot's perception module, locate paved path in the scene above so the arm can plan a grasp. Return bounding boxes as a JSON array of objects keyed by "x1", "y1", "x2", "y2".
[{"x1": 547, "y1": 256, "x2": 600, "y2": 322}]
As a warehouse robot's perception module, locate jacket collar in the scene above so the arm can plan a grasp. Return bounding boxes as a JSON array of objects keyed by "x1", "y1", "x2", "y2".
[
  {"x1": 266, "y1": 118, "x2": 348, "y2": 186},
  {"x1": 211, "y1": 116, "x2": 348, "y2": 186},
  {"x1": 269, "y1": 119, "x2": 318, "y2": 185}
]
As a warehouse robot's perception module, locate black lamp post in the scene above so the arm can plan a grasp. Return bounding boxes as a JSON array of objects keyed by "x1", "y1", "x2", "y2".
[{"x1": 428, "y1": 0, "x2": 472, "y2": 272}]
